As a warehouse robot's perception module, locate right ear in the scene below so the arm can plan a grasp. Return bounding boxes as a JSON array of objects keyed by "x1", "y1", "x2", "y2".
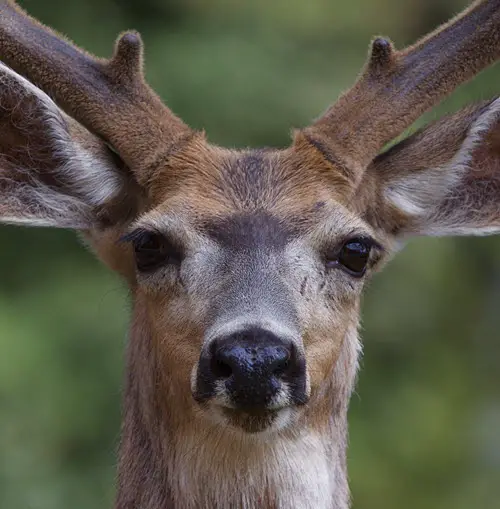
[
  {"x1": 0, "y1": 62, "x2": 140, "y2": 229},
  {"x1": 367, "y1": 97, "x2": 500, "y2": 239}
]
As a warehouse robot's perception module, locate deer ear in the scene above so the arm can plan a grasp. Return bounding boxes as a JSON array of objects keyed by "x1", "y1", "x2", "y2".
[
  {"x1": 0, "y1": 62, "x2": 139, "y2": 229},
  {"x1": 372, "y1": 98, "x2": 500, "y2": 238}
]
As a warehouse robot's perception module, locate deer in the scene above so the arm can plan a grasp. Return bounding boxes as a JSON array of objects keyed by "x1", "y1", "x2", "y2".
[{"x1": 1, "y1": 0, "x2": 500, "y2": 507}]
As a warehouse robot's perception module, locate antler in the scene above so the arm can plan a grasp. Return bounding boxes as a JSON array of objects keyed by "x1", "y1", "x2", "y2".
[
  {"x1": 0, "y1": 1, "x2": 192, "y2": 185},
  {"x1": 302, "y1": 0, "x2": 500, "y2": 184}
]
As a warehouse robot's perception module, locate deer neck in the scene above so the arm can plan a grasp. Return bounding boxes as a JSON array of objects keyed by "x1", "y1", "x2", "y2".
[{"x1": 115, "y1": 309, "x2": 359, "y2": 509}]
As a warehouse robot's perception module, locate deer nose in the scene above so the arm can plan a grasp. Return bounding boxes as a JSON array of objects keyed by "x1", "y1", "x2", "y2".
[{"x1": 196, "y1": 328, "x2": 306, "y2": 409}]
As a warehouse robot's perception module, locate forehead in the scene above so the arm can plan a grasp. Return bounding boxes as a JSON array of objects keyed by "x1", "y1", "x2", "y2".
[{"x1": 138, "y1": 136, "x2": 374, "y2": 240}]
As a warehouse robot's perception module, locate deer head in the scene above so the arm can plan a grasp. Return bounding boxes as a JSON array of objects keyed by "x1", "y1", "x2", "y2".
[{"x1": 1, "y1": 1, "x2": 500, "y2": 507}]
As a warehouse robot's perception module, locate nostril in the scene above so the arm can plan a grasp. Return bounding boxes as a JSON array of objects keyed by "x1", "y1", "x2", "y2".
[
  {"x1": 272, "y1": 357, "x2": 289, "y2": 377},
  {"x1": 270, "y1": 346, "x2": 292, "y2": 377},
  {"x1": 212, "y1": 358, "x2": 233, "y2": 379}
]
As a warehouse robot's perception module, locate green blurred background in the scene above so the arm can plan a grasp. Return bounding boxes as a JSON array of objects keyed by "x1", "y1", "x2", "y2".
[{"x1": 1, "y1": 0, "x2": 500, "y2": 508}]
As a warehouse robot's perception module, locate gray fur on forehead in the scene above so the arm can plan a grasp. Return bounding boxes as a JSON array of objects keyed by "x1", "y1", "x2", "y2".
[{"x1": 203, "y1": 212, "x2": 297, "y2": 251}]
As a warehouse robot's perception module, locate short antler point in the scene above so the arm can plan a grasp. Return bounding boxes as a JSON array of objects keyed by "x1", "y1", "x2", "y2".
[
  {"x1": 118, "y1": 31, "x2": 142, "y2": 51},
  {"x1": 111, "y1": 31, "x2": 144, "y2": 81},
  {"x1": 372, "y1": 37, "x2": 392, "y2": 50},
  {"x1": 369, "y1": 37, "x2": 395, "y2": 70}
]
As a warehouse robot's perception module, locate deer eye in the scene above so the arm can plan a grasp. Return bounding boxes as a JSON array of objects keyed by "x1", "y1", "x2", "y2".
[
  {"x1": 327, "y1": 238, "x2": 372, "y2": 277},
  {"x1": 122, "y1": 230, "x2": 182, "y2": 272}
]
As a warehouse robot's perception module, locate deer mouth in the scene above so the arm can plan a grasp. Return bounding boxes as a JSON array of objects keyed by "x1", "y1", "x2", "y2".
[{"x1": 220, "y1": 407, "x2": 293, "y2": 434}]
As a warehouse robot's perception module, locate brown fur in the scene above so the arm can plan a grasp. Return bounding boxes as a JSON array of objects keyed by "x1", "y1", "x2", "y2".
[
  {"x1": 0, "y1": 0, "x2": 191, "y2": 182},
  {"x1": 364, "y1": 99, "x2": 500, "y2": 236},
  {"x1": 304, "y1": 0, "x2": 500, "y2": 177},
  {"x1": 2, "y1": 1, "x2": 500, "y2": 508}
]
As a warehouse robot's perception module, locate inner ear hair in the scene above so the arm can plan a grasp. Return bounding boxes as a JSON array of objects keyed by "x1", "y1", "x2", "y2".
[
  {"x1": 371, "y1": 96, "x2": 500, "y2": 237},
  {"x1": 0, "y1": 61, "x2": 135, "y2": 229}
]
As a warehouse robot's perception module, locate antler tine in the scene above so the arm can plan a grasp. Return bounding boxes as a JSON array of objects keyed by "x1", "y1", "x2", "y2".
[
  {"x1": 0, "y1": 1, "x2": 192, "y2": 184},
  {"x1": 302, "y1": 0, "x2": 500, "y2": 184}
]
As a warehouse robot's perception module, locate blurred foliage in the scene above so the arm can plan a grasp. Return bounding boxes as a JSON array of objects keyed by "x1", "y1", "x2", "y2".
[{"x1": 1, "y1": 0, "x2": 500, "y2": 508}]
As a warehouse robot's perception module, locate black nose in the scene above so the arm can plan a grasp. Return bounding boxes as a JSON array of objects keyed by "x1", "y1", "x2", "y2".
[{"x1": 196, "y1": 327, "x2": 307, "y2": 409}]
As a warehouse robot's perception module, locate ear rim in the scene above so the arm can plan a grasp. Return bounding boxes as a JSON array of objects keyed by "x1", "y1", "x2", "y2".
[
  {"x1": 371, "y1": 97, "x2": 500, "y2": 239},
  {"x1": 0, "y1": 61, "x2": 139, "y2": 230}
]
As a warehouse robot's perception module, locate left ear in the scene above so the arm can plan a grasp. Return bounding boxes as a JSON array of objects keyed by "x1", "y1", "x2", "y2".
[
  {"x1": 370, "y1": 98, "x2": 500, "y2": 238},
  {"x1": 0, "y1": 62, "x2": 140, "y2": 230}
]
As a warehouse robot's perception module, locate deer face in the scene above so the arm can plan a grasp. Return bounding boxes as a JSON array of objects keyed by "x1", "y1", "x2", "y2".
[
  {"x1": 2, "y1": 0, "x2": 500, "y2": 440},
  {"x1": 117, "y1": 137, "x2": 389, "y2": 433}
]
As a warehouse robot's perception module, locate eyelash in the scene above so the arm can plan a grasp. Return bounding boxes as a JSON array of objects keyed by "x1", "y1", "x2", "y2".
[
  {"x1": 120, "y1": 229, "x2": 383, "y2": 279},
  {"x1": 121, "y1": 229, "x2": 183, "y2": 272},
  {"x1": 324, "y1": 236, "x2": 382, "y2": 277}
]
